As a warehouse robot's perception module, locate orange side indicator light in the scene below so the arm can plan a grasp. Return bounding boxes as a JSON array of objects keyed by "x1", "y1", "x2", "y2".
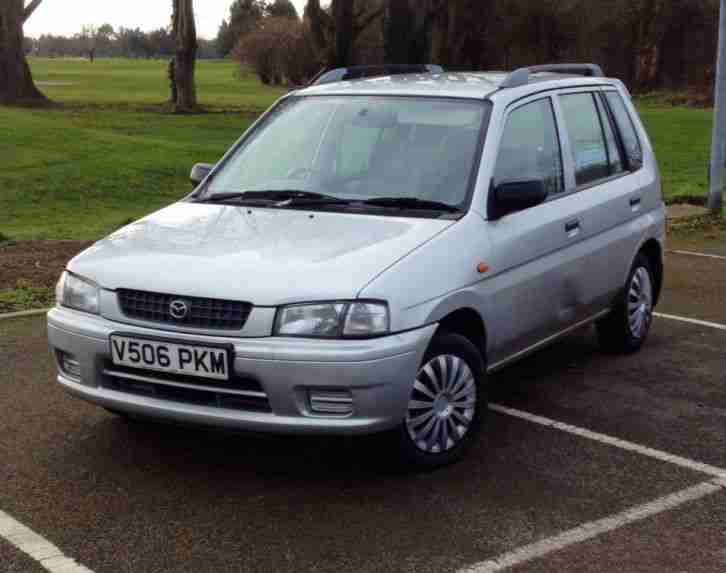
[{"x1": 477, "y1": 263, "x2": 490, "y2": 274}]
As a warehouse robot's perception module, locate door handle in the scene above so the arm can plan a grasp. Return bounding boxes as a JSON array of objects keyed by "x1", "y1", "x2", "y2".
[
  {"x1": 565, "y1": 220, "x2": 580, "y2": 233},
  {"x1": 630, "y1": 197, "x2": 642, "y2": 211},
  {"x1": 565, "y1": 219, "x2": 581, "y2": 237}
]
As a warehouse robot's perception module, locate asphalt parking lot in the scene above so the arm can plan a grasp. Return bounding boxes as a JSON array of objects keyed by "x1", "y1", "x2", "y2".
[{"x1": 1, "y1": 247, "x2": 725, "y2": 573}]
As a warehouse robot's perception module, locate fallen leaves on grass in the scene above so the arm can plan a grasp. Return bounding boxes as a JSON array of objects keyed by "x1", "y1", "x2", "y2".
[
  {"x1": 0, "y1": 280, "x2": 54, "y2": 313},
  {"x1": 668, "y1": 214, "x2": 726, "y2": 237}
]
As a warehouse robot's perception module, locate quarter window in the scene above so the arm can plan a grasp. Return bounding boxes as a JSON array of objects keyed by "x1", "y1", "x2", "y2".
[
  {"x1": 605, "y1": 92, "x2": 644, "y2": 169},
  {"x1": 559, "y1": 93, "x2": 610, "y2": 186},
  {"x1": 595, "y1": 94, "x2": 624, "y2": 175},
  {"x1": 494, "y1": 99, "x2": 564, "y2": 196}
]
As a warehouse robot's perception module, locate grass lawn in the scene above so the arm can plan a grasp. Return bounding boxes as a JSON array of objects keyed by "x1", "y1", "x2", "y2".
[
  {"x1": 1, "y1": 106, "x2": 256, "y2": 240},
  {"x1": 638, "y1": 105, "x2": 715, "y2": 200},
  {"x1": 0, "y1": 58, "x2": 722, "y2": 244},
  {"x1": 1, "y1": 58, "x2": 282, "y2": 241},
  {"x1": 28, "y1": 57, "x2": 287, "y2": 110}
]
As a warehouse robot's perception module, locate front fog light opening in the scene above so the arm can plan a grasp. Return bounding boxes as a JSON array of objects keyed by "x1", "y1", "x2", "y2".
[
  {"x1": 308, "y1": 390, "x2": 354, "y2": 416},
  {"x1": 57, "y1": 351, "x2": 81, "y2": 380}
]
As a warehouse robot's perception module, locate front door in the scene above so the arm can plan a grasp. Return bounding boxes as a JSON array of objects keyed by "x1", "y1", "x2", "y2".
[{"x1": 481, "y1": 96, "x2": 590, "y2": 368}]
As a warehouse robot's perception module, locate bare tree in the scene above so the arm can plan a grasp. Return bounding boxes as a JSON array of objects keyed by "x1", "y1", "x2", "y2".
[
  {"x1": 431, "y1": 0, "x2": 495, "y2": 69},
  {"x1": 79, "y1": 25, "x2": 98, "y2": 62},
  {"x1": 382, "y1": 0, "x2": 447, "y2": 64},
  {"x1": 632, "y1": 0, "x2": 673, "y2": 90},
  {"x1": 172, "y1": 0, "x2": 198, "y2": 111},
  {"x1": 0, "y1": 0, "x2": 46, "y2": 105},
  {"x1": 305, "y1": 0, "x2": 383, "y2": 68}
]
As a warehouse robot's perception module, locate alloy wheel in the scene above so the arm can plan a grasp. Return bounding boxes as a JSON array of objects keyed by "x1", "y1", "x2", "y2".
[
  {"x1": 405, "y1": 355, "x2": 477, "y2": 454},
  {"x1": 627, "y1": 266, "x2": 653, "y2": 339}
]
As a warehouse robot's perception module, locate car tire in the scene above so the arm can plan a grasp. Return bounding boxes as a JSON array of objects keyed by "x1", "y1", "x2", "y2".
[
  {"x1": 104, "y1": 407, "x2": 140, "y2": 422},
  {"x1": 397, "y1": 332, "x2": 487, "y2": 469},
  {"x1": 104, "y1": 407, "x2": 128, "y2": 417},
  {"x1": 597, "y1": 253, "x2": 655, "y2": 354}
]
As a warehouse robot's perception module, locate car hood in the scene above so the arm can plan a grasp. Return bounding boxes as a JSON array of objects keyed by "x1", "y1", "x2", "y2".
[{"x1": 69, "y1": 203, "x2": 455, "y2": 306}]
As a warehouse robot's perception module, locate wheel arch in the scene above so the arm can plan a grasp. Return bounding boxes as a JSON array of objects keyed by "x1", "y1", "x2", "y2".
[
  {"x1": 413, "y1": 290, "x2": 489, "y2": 363},
  {"x1": 435, "y1": 307, "x2": 487, "y2": 365},
  {"x1": 639, "y1": 238, "x2": 664, "y2": 305}
]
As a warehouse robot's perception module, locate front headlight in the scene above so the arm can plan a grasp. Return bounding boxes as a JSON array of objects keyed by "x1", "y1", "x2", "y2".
[
  {"x1": 56, "y1": 271, "x2": 100, "y2": 315},
  {"x1": 274, "y1": 301, "x2": 389, "y2": 338}
]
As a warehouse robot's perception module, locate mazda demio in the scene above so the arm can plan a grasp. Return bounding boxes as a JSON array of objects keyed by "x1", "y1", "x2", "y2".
[{"x1": 48, "y1": 64, "x2": 665, "y2": 467}]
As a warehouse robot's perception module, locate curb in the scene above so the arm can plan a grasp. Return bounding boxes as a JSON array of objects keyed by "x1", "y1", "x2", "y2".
[{"x1": 0, "y1": 308, "x2": 52, "y2": 321}]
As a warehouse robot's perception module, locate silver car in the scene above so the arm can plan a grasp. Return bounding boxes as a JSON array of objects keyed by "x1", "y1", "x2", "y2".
[{"x1": 48, "y1": 64, "x2": 665, "y2": 467}]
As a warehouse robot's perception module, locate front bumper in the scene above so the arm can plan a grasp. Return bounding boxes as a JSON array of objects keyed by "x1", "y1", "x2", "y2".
[{"x1": 47, "y1": 307, "x2": 436, "y2": 435}]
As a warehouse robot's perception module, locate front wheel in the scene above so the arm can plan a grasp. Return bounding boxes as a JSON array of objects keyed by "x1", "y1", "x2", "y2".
[
  {"x1": 398, "y1": 332, "x2": 487, "y2": 469},
  {"x1": 597, "y1": 253, "x2": 655, "y2": 354}
]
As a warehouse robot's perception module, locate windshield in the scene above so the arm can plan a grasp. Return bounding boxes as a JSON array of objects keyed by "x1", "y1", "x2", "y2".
[{"x1": 205, "y1": 96, "x2": 488, "y2": 211}]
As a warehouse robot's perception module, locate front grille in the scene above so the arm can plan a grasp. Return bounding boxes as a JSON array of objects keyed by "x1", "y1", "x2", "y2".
[
  {"x1": 102, "y1": 363, "x2": 271, "y2": 413},
  {"x1": 117, "y1": 289, "x2": 252, "y2": 330}
]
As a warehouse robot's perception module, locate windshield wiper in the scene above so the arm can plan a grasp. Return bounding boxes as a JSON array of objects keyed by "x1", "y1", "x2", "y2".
[
  {"x1": 268, "y1": 191, "x2": 352, "y2": 207},
  {"x1": 361, "y1": 197, "x2": 461, "y2": 213},
  {"x1": 194, "y1": 192, "x2": 269, "y2": 204},
  {"x1": 195, "y1": 190, "x2": 350, "y2": 206}
]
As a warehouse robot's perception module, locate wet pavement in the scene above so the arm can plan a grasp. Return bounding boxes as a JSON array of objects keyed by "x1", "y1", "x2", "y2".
[{"x1": 1, "y1": 245, "x2": 725, "y2": 573}]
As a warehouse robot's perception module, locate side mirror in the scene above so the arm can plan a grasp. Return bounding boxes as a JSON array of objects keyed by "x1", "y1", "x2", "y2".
[
  {"x1": 490, "y1": 178, "x2": 548, "y2": 219},
  {"x1": 190, "y1": 163, "x2": 215, "y2": 187}
]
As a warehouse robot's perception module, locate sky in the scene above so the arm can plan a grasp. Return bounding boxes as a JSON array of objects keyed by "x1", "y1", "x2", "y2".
[{"x1": 24, "y1": 0, "x2": 309, "y2": 40}]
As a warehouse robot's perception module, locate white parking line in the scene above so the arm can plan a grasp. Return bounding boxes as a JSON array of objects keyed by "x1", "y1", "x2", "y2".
[
  {"x1": 459, "y1": 479, "x2": 726, "y2": 573},
  {"x1": 0, "y1": 510, "x2": 93, "y2": 573},
  {"x1": 0, "y1": 308, "x2": 51, "y2": 321},
  {"x1": 654, "y1": 312, "x2": 726, "y2": 332},
  {"x1": 668, "y1": 249, "x2": 726, "y2": 261},
  {"x1": 489, "y1": 404, "x2": 726, "y2": 479},
  {"x1": 472, "y1": 404, "x2": 726, "y2": 571}
]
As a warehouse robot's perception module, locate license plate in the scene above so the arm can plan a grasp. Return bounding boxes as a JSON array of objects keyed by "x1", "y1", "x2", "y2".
[{"x1": 110, "y1": 335, "x2": 230, "y2": 381}]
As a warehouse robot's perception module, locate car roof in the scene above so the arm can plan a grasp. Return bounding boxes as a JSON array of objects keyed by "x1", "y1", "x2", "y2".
[{"x1": 295, "y1": 71, "x2": 619, "y2": 101}]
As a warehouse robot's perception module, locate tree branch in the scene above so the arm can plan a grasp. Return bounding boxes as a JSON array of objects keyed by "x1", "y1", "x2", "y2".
[
  {"x1": 422, "y1": 0, "x2": 447, "y2": 32},
  {"x1": 22, "y1": 0, "x2": 43, "y2": 23},
  {"x1": 319, "y1": 7, "x2": 334, "y2": 32},
  {"x1": 354, "y1": 7, "x2": 384, "y2": 35},
  {"x1": 426, "y1": 0, "x2": 447, "y2": 19}
]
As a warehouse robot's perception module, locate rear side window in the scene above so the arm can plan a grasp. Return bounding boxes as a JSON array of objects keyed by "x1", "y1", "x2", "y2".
[
  {"x1": 559, "y1": 93, "x2": 610, "y2": 186},
  {"x1": 494, "y1": 98, "x2": 564, "y2": 196},
  {"x1": 604, "y1": 92, "x2": 644, "y2": 169},
  {"x1": 595, "y1": 94, "x2": 624, "y2": 176}
]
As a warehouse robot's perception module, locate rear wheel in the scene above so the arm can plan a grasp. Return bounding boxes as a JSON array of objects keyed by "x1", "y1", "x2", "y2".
[
  {"x1": 597, "y1": 253, "x2": 655, "y2": 353},
  {"x1": 398, "y1": 332, "x2": 486, "y2": 469}
]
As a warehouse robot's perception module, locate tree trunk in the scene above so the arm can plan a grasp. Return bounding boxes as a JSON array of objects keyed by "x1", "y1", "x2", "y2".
[
  {"x1": 634, "y1": 0, "x2": 672, "y2": 91},
  {"x1": 0, "y1": 0, "x2": 46, "y2": 105},
  {"x1": 384, "y1": 0, "x2": 442, "y2": 65},
  {"x1": 172, "y1": 0, "x2": 197, "y2": 111},
  {"x1": 333, "y1": 0, "x2": 354, "y2": 67},
  {"x1": 306, "y1": 0, "x2": 329, "y2": 59}
]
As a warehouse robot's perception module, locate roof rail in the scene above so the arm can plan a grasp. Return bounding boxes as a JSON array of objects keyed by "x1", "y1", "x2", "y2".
[
  {"x1": 501, "y1": 63, "x2": 604, "y2": 89},
  {"x1": 309, "y1": 64, "x2": 444, "y2": 86}
]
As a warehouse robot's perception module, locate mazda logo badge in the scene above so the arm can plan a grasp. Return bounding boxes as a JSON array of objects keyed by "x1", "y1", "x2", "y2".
[{"x1": 169, "y1": 299, "x2": 189, "y2": 320}]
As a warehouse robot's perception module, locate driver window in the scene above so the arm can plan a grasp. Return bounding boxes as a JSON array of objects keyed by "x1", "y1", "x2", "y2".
[{"x1": 494, "y1": 99, "x2": 564, "y2": 196}]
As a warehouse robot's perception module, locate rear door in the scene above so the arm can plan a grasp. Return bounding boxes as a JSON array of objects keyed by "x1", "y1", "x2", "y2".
[{"x1": 553, "y1": 88, "x2": 651, "y2": 316}]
